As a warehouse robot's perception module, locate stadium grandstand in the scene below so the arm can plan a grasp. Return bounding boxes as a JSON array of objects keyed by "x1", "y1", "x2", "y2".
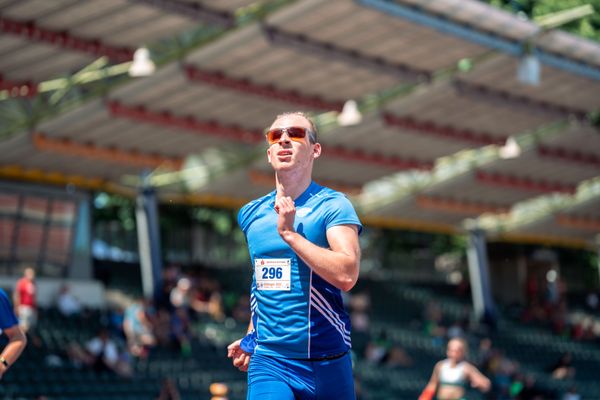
[{"x1": 0, "y1": 0, "x2": 599, "y2": 399}]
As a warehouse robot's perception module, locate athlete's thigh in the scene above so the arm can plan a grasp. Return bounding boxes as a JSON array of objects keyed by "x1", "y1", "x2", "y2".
[
  {"x1": 247, "y1": 354, "x2": 295, "y2": 400},
  {"x1": 314, "y1": 353, "x2": 356, "y2": 400},
  {"x1": 247, "y1": 379, "x2": 295, "y2": 400}
]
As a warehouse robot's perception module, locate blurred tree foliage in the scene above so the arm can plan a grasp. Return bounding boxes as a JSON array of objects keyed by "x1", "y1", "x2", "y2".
[{"x1": 486, "y1": 0, "x2": 600, "y2": 41}]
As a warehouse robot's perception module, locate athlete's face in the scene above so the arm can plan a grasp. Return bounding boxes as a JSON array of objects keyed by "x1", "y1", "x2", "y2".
[
  {"x1": 266, "y1": 115, "x2": 320, "y2": 173},
  {"x1": 447, "y1": 339, "x2": 465, "y2": 361}
]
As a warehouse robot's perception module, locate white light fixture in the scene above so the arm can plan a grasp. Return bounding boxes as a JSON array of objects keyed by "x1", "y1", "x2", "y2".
[
  {"x1": 129, "y1": 47, "x2": 155, "y2": 77},
  {"x1": 517, "y1": 54, "x2": 540, "y2": 86},
  {"x1": 337, "y1": 100, "x2": 362, "y2": 126},
  {"x1": 499, "y1": 136, "x2": 522, "y2": 159}
]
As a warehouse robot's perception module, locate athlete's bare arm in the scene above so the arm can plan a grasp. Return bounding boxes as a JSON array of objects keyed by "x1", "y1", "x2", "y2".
[
  {"x1": 275, "y1": 196, "x2": 360, "y2": 292},
  {"x1": 466, "y1": 363, "x2": 491, "y2": 392},
  {"x1": 419, "y1": 362, "x2": 440, "y2": 400}
]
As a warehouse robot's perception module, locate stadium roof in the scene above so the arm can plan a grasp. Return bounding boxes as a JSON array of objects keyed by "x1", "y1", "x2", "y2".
[{"x1": 1, "y1": 0, "x2": 599, "y2": 248}]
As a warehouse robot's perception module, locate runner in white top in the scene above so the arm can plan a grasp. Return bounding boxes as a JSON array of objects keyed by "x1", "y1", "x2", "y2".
[{"x1": 419, "y1": 337, "x2": 491, "y2": 400}]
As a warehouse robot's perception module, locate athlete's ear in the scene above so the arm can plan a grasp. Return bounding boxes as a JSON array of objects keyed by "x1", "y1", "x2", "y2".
[
  {"x1": 312, "y1": 143, "x2": 321, "y2": 159},
  {"x1": 267, "y1": 146, "x2": 273, "y2": 164}
]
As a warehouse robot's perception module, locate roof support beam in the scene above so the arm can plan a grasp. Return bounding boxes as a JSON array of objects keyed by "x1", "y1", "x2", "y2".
[
  {"x1": 384, "y1": 113, "x2": 504, "y2": 146},
  {"x1": 108, "y1": 101, "x2": 428, "y2": 171},
  {"x1": 262, "y1": 25, "x2": 431, "y2": 82},
  {"x1": 326, "y1": 146, "x2": 432, "y2": 171},
  {"x1": 33, "y1": 132, "x2": 183, "y2": 169},
  {"x1": 107, "y1": 101, "x2": 263, "y2": 144},
  {"x1": 184, "y1": 65, "x2": 343, "y2": 111},
  {"x1": 0, "y1": 16, "x2": 133, "y2": 62},
  {"x1": 537, "y1": 145, "x2": 600, "y2": 168},
  {"x1": 128, "y1": 0, "x2": 234, "y2": 27},
  {"x1": 556, "y1": 214, "x2": 600, "y2": 231},
  {"x1": 248, "y1": 170, "x2": 362, "y2": 195},
  {"x1": 0, "y1": 165, "x2": 106, "y2": 190},
  {"x1": 475, "y1": 170, "x2": 577, "y2": 194},
  {"x1": 416, "y1": 195, "x2": 509, "y2": 215},
  {"x1": 454, "y1": 80, "x2": 589, "y2": 119}
]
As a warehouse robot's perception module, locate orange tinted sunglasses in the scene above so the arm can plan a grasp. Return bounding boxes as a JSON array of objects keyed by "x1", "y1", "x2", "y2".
[{"x1": 265, "y1": 126, "x2": 313, "y2": 145}]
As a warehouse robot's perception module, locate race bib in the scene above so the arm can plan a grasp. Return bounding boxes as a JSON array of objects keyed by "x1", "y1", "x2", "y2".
[{"x1": 255, "y1": 258, "x2": 291, "y2": 291}]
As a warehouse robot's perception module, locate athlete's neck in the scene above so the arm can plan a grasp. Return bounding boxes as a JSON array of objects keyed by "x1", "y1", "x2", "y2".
[{"x1": 275, "y1": 171, "x2": 312, "y2": 200}]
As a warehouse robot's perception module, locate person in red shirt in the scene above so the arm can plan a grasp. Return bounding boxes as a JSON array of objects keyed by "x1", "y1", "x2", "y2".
[{"x1": 13, "y1": 267, "x2": 37, "y2": 333}]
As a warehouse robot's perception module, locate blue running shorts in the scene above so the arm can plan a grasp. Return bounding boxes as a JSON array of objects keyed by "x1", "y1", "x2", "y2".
[{"x1": 247, "y1": 352, "x2": 355, "y2": 400}]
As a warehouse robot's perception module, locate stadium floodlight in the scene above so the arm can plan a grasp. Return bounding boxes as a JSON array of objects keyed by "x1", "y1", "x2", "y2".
[
  {"x1": 499, "y1": 136, "x2": 522, "y2": 159},
  {"x1": 129, "y1": 47, "x2": 156, "y2": 77},
  {"x1": 337, "y1": 99, "x2": 362, "y2": 126}
]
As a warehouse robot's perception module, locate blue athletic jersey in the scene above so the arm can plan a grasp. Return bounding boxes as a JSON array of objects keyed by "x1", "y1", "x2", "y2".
[
  {"x1": 0, "y1": 288, "x2": 18, "y2": 332},
  {"x1": 238, "y1": 181, "x2": 362, "y2": 359}
]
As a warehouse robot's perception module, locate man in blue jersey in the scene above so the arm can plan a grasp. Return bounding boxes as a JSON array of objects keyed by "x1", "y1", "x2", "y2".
[
  {"x1": 227, "y1": 112, "x2": 362, "y2": 400},
  {"x1": 0, "y1": 287, "x2": 27, "y2": 379}
]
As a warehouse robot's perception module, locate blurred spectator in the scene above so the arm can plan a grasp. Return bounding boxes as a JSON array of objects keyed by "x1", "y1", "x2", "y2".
[
  {"x1": 525, "y1": 275, "x2": 539, "y2": 306},
  {"x1": 67, "y1": 328, "x2": 132, "y2": 378},
  {"x1": 585, "y1": 291, "x2": 598, "y2": 312},
  {"x1": 547, "y1": 352, "x2": 576, "y2": 380},
  {"x1": 446, "y1": 320, "x2": 465, "y2": 340},
  {"x1": 476, "y1": 337, "x2": 493, "y2": 371},
  {"x1": 354, "y1": 376, "x2": 364, "y2": 400},
  {"x1": 509, "y1": 373, "x2": 526, "y2": 399},
  {"x1": 155, "y1": 265, "x2": 181, "y2": 311},
  {"x1": 517, "y1": 374, "x2": 545, "y2": 400},
  {"x1": 153, "y1": 308, "x2": 173, "y2": 347},
  {"x1": 562, "y1": 386, "x2": 581, "y2": 400},
  {"x1": 385, "y1": 346, "x2": 413, "y2": 368},
  {"x1": 170, "y1": 277, "x2": 192, "y2": 310},
  {"x1": 349, "y1": 291, "x2": 370, "y2": 334},
  {"x1": 156, "y1": 378, "x2": 181, "y2": 400},
  {"x1": 56, "y1": 284, "x2": 83, "y2": 317},
  {"x1": 123, "y1": 298, "x2": 156, "y2": 357},
  {"x1": 364, "y1": 330, "x2": 390, "y2": 365},
  {"x1": 14, "y1": 267, "x2": 37, "y2": 333},
  {"x1": 108, "y1": 305, "x2": 126, "y2": 340},
  {"x1": 191, "y1": 277, "x2": 225, "y2": 322},
  {"x1": 363, "y1": 329, "x2": 411, "y2": 368},
  {"x1": 171, "y1": 307, "x2": 192, "y2": 357},
  {"x1": 551, "y1": 300, "x2": 569, "y2": 336},
  {"x1": 231, "y1": 295, "x2": 251, "y2": 323},
  {"x1": 423, "y1": 301, "x2": 446, "y2": 347},
  {"x1": 520, "y1": 299, "x2": 546, "y2": 325}
]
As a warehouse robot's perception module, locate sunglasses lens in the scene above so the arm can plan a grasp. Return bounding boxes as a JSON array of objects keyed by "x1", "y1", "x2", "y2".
[
  {"x1": 286, "y1": 127, "x2": 306, "y2": 140},
  {"x1": 267, "y1": 129, "x2": 282, "y2": 144},
  {"x1": 266, "y1": 127, "x2": 309, "y2": 144}
]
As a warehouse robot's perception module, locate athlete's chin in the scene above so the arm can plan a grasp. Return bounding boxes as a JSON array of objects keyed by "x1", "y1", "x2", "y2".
[{"x1": 274, "y1": 162, "x2": 296, "y2": 171}]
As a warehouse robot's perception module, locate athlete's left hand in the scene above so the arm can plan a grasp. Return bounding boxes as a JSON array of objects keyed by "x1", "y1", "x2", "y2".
[
  {"x1": 275, "y1": 196, "x2": 296, "y2": 240},
  {"x1": 227, "y1": 339, "x2": 251, "y2": 372}
]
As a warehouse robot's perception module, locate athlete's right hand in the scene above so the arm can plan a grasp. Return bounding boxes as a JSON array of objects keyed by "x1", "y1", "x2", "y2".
[
  {"x1": 227, "y1": 339, "x2": 251, "y2": 372},
  {"x1": 275, "y1": 196, "x2": 296, "y2": 241}
]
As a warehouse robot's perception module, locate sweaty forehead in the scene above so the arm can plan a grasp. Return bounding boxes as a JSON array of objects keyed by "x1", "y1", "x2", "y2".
[{"x1": 270, "y1": 114, "x2": 311, "y2": 130}]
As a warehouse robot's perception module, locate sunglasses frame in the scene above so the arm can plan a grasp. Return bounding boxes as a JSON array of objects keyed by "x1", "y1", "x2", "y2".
[{"x1": 265, "y1": 126, "x2": 315, "y2": 145}]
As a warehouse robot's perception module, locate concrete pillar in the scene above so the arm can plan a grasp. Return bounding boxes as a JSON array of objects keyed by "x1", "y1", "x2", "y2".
[
  {"x1": 466, "y1": 228, "x2": 497, "y2": 329},
  {"x1": 69, "y1": 197, "x2": 92, "y2": 279},
  {"x1": 135, "y1": 178, "x2": 162, "y2": 300}
]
